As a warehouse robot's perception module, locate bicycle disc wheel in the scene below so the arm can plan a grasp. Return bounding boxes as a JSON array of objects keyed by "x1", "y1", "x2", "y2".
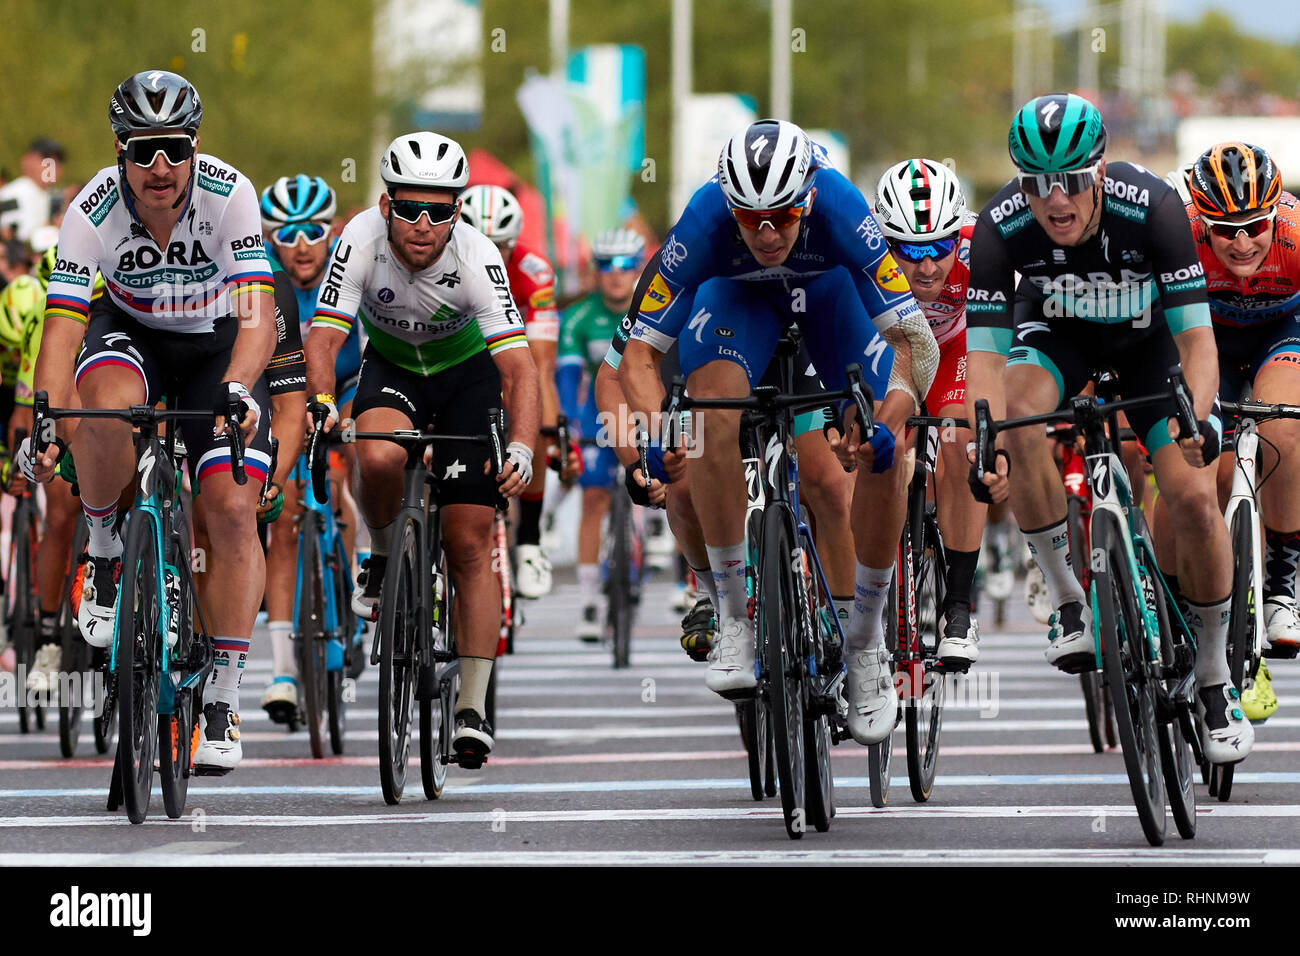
[
  {"x1": 297, "y1": 515, "x2": 328, "y2": 760},
  {"x1": 906, "y1": 514, "x2": 945, "y2": 803},
  {"x1": 1093, "y1": 514, "x2": 1166, "y2": 846},
  {"x1": 378, "y1": 517, "x2": 420, "y2": 804},
  {"x1": 116, "y1": 515, "x2": 162, "y2": 825},
  {"x1": 761, "y1": 505, "x2": 806, "y2": 839},
  {"x1": 1218, "y1": 508, "x2": 1257, "y2": 802}
]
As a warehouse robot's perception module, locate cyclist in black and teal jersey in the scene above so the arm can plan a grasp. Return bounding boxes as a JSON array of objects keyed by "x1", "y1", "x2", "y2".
[
  {"x1": 558, "y1": 228, "x2": 647, "y2": 641},
  {"x1": 966, "y1": 92, "x2": 1249, "y2": 765}
]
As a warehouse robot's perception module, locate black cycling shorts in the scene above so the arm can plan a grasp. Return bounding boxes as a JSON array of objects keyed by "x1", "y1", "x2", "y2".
[
  {"x1": 1007, "y1": 299, "x2": 1213, "y2": 456},
  {"x1": 75, "y1": 296, "x2": 274, "y2": 488},
  {"x1": 351, "y1": 346, "x2": 504, "y2": 508}
]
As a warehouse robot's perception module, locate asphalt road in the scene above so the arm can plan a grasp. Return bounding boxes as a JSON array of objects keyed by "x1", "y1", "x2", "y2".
[{"x1": 2, "y1": 568, "x2": 1298, "y2": 866}]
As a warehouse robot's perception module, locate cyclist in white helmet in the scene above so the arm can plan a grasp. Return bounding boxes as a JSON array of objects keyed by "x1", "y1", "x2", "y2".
[
  {"x1": 460, "y1": 184, "x2": 566, "y2": 599},
  {"x1": 305, "y1": 132, "x2": 539, "y2": 766},
  {"x1": 558, "y1": 227, "x2": 648, "y2": 638},
  {"x1": 874, "y1": 158, "x2": 982, "y2": 668}
]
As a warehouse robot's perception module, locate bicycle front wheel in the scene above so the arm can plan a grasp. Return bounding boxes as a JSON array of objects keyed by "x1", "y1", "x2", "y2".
[
  {"x1": 1093, "y1": 514, "x2": 1166, "y2": 846},
  {"x1": 58, "y1": 518, "x2": 91, "y2": 757},
  {"x1": 297, "y1": 514, "x2": 329, "y2": 760},
  {"x1": 1217, "y1": 507, "x2": 1257, "y2": 802},
  {"x1": 905, "y1": 512, "x2": 946, "y2": 803},
  {"x1": 377, "y1": 517, "x2": 420, "y2": 805},
  {"x1": 609, "y1": 490, "x2": 634, "y2": 669},
  {"x1": 116, "y1": 514, "x2": 163, "y2": 825},
  {"x1": 328, "y1": 534, "x2": 355, "y2": 756},
  {"x1": 761, "y1": 505, "x2": 806, "y2": 839}
]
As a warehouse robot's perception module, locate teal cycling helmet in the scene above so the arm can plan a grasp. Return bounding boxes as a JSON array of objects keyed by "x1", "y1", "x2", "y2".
[
  {"x1": 1008, "y1": 93, "x2": 1107, "y2": 174},
  {"x1": 260, "y1": 174, "x2": 336, "y2": 228}
]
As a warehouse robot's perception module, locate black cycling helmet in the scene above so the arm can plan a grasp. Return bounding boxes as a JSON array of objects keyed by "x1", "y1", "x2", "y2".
[{"x1": 110, "y1": 70, "x2": 203, "y2": 142}]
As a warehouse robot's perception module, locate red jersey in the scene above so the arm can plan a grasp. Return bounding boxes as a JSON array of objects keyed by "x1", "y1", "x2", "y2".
[
  {"x1": 508, "y1": 242, "x2": 560, "y2": 342},
  {"x1": 1189, "y1": 191, "x2": 1300, "y2": 329},
  {"x1": 916, "y1": 220, "x2": 975, "y2": 348}
]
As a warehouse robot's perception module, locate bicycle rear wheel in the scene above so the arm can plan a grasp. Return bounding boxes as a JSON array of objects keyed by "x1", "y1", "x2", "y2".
[
  {"x1": 1150, "y1": 562, "x2": 1196, "y2": 840},
  {"x1": 58, "y1": 520, "x2": 91, "y2": 757},
  {"x1": 1217, "y1": 507, "x2": 1257, "y2": 802},
  {"x1": 761, "y1": 505, "x2": 806, "y2": 839},
  {"x1": 297, "y1": 514, "x2": 329, "y2": 760},
  {"x1": 328, "y1": 534, "x2": 354, "y2": 756},
  {"x1": 1093, "y1": 514, "x2": 1166, "y2": 846},
  {"x1": 377, "y1": 517, "x2": 420, "y2": 804},
  {"x1": 421, "y1": 551, "x2": 452, "y2": 800},
  {"x1": 1068, "y1": 495, "x2": 1107, "y2": 753},
  {"x1": 905, "y1": 511, "x2": 945, "y2": 803},
  {"x1": 92, "y1": 645, "x2": 117, "y2": 754},
  {"x1": 868, "y1": 576, "x2": 899, "y2": 809},
  {"x1": 609, "y1": 490, "x2": 634, "y2": 669},
  {"x1": 116, "y1": 515, "x2": 162, "y2": 825},
  {"x1": 10, "y1": 501, "x2": 39, "y2": 734}
]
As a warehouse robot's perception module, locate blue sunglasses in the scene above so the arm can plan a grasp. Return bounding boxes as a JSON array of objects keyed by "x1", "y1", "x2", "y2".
[
  {"x1": 889, "y1": 237, "x2": 958, "y2": 264},
  {"x1": 594, "y1": 254, "x2": 641, "y2": 273},
  {"x1": 273, "y1": 221, "x2": 330, "y2": 245}
]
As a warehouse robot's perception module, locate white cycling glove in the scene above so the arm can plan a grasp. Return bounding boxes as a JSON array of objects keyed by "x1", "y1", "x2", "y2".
[{"x1": 505, "y1": 441, "x2": 534, "y2": 486}]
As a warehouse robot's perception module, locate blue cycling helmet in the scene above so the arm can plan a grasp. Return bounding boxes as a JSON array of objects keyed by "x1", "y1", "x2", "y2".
[{"x1": 260, "y1": 174, "x2": 336, "y2": 228}]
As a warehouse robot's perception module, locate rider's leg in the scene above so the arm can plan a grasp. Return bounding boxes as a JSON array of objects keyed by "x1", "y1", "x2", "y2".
[
  {"x1": 514, "y1": 337, "x2": 558, "y2": 597},
  {"x1": 1253, "y1": 351, "x2": 1300, "y2": 651},
  {"x1": 261, "y1": 474, "x2": 301, "y2": 715}
]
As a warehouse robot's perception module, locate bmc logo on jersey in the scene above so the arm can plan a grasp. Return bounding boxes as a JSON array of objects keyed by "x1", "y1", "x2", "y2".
[
  {"x1": 989, "y1": 193, "x2": 1028, "y2": 223},
  {"x1": 873, "y1": 254, "x2": 909, "y2": 293},
  {"x1": 1159, "y1": 262, "x2": 1204, "y2": 285},
  {"x1": 641, "y1": 272, "x2": 674, "y2": 314}
]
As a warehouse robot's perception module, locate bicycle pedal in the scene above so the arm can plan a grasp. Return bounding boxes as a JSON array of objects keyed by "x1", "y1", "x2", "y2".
[
  {"x1": 192, "y1": 764, "x2": 233, "y2": 778},
  {"x1": 1263, "y1": 642, "x2": 1299, "y2": 661},
  {"x1": 715, "y1": 685, "x2": 759, "y2": 702}
]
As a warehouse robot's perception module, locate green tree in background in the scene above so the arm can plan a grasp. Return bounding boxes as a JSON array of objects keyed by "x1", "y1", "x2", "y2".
[{"x1": 1167, "y1": 11, "x2": 1300, "y2": 98}]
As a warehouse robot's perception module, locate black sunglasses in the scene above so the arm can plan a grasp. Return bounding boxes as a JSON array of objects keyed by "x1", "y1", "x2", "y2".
[
  {"x1": 122, "y1": 134, "x2": 195, "y2": 167},
  {"x1": 389, "y1": 199, "x2": 458, "y2": 226}
]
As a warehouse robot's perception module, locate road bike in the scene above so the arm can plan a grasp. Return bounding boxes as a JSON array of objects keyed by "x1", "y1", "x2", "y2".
[
  {"x1": 973, "y1": 369, "x2": 1203, "y2": 845},
  {"x1": 318, "y1": 414, "x2": 506, "y2": 803},
  {"x1": 665, "y1": 336, "x2": 874, "y2": 839},
  {"x1": 33, "y1": 391, "x2": 245, "y2": 824}
]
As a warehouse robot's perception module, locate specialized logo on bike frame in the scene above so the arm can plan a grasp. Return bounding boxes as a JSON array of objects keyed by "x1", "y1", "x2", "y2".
[
  {"x1": 1090, "y1": 455, "x2": 1112, "y2": 500},
  {"x1": 744, "y1": 457, "x2": 766, "y2": 516}
]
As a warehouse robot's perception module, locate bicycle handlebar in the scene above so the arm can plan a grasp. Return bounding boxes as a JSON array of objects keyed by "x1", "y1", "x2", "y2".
[
  {"x1": 32, "y1": 389, "x2": 248, "y2": 485},
  {"x1": 973, "y1": 367, "x2": 1199, "y2": 483},
  {"x1": 1219, "y1": 400, "x2": 1300, "y2": 422}
]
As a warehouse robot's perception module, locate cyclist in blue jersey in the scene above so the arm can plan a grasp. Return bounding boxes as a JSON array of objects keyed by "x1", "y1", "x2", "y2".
[
  {"x1": 618, "y1": 119, "x2": 941, "y2": 745},
  {"x1": 257, "y1": 175, "x2": 364, "y2": 718}
]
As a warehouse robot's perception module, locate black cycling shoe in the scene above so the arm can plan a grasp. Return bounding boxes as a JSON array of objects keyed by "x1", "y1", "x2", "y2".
[
  {"x1": 452, "y1": 708, "x2": 494, "y2": 769},
  {"x1": 679, "y1": 597, "x2": 716, "y2": 662}
]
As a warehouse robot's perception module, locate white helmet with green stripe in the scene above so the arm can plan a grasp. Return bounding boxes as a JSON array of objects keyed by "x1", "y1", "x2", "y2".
[
  {"x1": 459, "y1": 185, "x2": 524, "y2": 242},
  {"x1": 875, "y1": 158, "x2": 967, "y2": 241}
]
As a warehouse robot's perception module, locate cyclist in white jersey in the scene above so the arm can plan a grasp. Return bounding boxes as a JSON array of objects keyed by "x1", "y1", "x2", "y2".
[
  {"x1": 23, "y1": 71, "x2": 277, "y2": 774},
  {"x1": 305, "y1": 132, "x2": 539, "y2": 766}
]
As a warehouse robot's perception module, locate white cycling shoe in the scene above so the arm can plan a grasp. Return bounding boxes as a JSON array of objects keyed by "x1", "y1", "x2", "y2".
[
  {"x1": 25, "y1": 643, "x2": 63, "y2": 693},
  {"x1": 1264, "y1": 596, "x2": 1300, "y2": 657},
  {"x1": 1045, "y1": 601, "x2": 1096, "y2": 673},
  {"x1": 937, "y1": 606, "x2": 980, "y2": 671},
  {"x1": 705, "y1": 616, "x2": 756, "y2": 697},
  {"x1": 260, "y1": 677, "x2": 298, "y2": 725},
  {"x1": 514, "y1": 544, "x2": 553, "y2": 599},
  {"x1": 845, "y1": 645, "x2": 897, "y2": 745},
  {"x1": 194, "y1": 701, "x2": 242, "y2": 775},
  {"x1": 1197, "y1": 683, "x2": 1255, "y2": 764},
  {"x1": 351, "y1": 556, "x2": 385, "y2": 620},
  {"x1": 78, "y1": 554, "x2": 122, "y2": 649}
]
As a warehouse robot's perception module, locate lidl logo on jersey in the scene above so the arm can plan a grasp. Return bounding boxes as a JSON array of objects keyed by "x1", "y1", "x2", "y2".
[
  {"x1": 641, "y1": 272, "x2": 674, "y2": 314},
  {"x1": 873, "y1": 254, "x2": 909, "y2": 293}
]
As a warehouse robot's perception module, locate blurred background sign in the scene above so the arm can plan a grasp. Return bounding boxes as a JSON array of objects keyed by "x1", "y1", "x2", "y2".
[
  {"x1": 670, "y1": 93, "x2": 757, "y2": 220},
  {"x1": 1177, "y1": 116, "x2": 1300, "y2": 186}
]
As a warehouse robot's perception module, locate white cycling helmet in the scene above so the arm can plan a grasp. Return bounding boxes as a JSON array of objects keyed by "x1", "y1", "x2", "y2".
[
  {"x1": 875, "y1": 159, "x2": 967, "y2": 241},
  {"x1": 380, "y1": 131, "x2": 469, "y2": 194},
  {"x1": 591, "y1": 228, "x2": 646, "y2": 260},
  {"x1": 1164, "y1": 163, "x2": 1194, "y2": 205},
  {"x1": 717, "y1": 119, "x2": 814, "y2": 210},
  {"x1": 459, "y1": 185, "x2": 524, "y2": 242}
]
